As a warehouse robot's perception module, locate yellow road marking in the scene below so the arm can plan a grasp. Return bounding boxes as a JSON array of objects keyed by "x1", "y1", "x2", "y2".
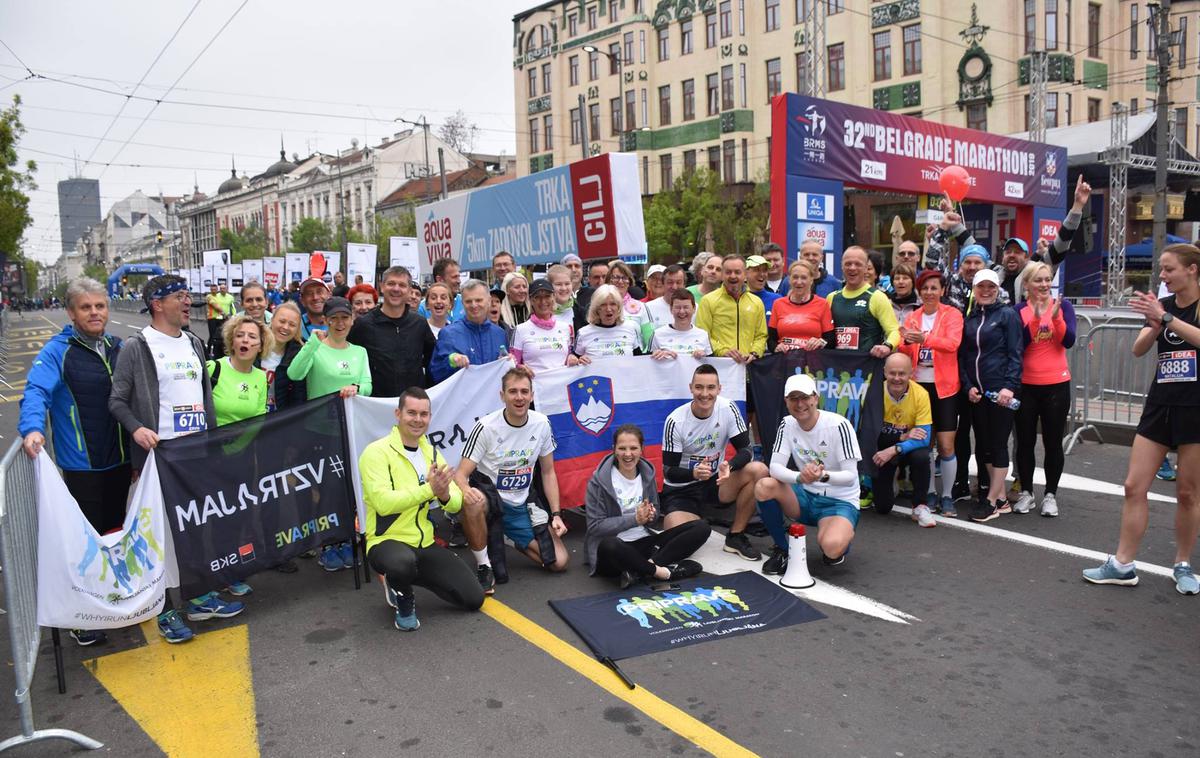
[
  {"x1": 84, "y1": 622, "x2": 259, "y2": 757},
  {"x1": 481, "y1": 598, "x2": 759, "y2": 758}
]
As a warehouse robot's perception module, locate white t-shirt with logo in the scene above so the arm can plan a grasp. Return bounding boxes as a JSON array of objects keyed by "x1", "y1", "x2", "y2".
[
  {"x1": 574, "y1": 322, "x2": 641, "y2": 359},
  {"x1": 611, "y1": 467, "x2": 650, "y2": 542},
  {"x1": 644, "y1": 297, "x2": 675, "y2": 330},
  {"x1": 511, "y1": 319, "x2": 574, "y2": 373},
  {"x1": 770, "y1": 410, "x2": 862, "y2": 504},
  {"x1": 143, "y1": 326, "x2": 207, "y2": 439},
  {"x1": 462, "y1": 409, "x2": 556, "y2": 506},
  {"x1": 661, "y1": 399, "x2": 747, "y2": 490},
  {"x1": 650, "y1": 325, "x2": 713, "y2": 356},
  {"x1": 915, "y1": 311, "x2": 936, "y2": 384}
]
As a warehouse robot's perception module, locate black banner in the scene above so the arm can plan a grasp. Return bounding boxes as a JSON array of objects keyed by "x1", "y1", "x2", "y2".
[
  {"x1": 749, "y1": 350, "x2": 885, "y2": 475},
  {"x1": 154, "y1": 395, "x2": 355, "y2": 597},
  {"x1": 549, "y1": 571, "x2": 825, "y2": 661}
]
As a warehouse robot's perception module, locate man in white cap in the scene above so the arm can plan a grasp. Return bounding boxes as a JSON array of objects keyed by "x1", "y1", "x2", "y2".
[
  {"x1": 745, "y1": 254, "x2": 781, "y2": 325},
  {"x1": 642, "y1": 264, "x2": 666, "y2": 303},
  {"x1": 754, "y1": 373, "x2": 861, "y2": 573},
  {"x1": 298, "y1": 276, "x2": 332, "y2": 339}
]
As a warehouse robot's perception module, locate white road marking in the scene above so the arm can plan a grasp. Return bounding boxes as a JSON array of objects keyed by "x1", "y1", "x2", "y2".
[
  {"x1": 691, "y1": 533, "x2": 920, "y2": 625},
  {"x1": 966, "y1": 461, "x2": 1176, "y2": 504}
]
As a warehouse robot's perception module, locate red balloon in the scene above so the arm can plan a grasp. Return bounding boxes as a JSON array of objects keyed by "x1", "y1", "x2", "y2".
[{"x1": 938, "y1": 165, "x2": 972, "y2": 202}]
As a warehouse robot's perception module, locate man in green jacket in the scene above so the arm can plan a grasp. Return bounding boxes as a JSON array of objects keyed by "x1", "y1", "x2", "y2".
[{"x1": 359, "y1": 386, "x2": 486, "y2": 631}]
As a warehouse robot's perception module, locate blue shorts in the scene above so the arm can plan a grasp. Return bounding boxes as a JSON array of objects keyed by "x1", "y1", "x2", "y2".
[
  {"x1": 501, "y1": 501, "x2": 538, "y2": 549},
  {"x1": 790, "y1": 485, "x2": 860, "y2": 529}
]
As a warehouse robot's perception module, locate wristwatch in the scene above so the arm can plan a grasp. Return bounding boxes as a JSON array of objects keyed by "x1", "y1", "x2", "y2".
[
  {"x1": 1161, "y1": 312, "x2": 1175, "y2": 327},
  {"x1": 894, "y1": 444, "x2": 903, "y2": 456},
  {"x1": 818, "y1": 473, "x2": 830, "y2": 484}
]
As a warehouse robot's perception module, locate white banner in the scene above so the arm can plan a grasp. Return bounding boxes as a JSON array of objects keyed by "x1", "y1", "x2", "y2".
[
  {"x1": 36, "y1": 451, "x2": 178, "y2": 629},
  {"x1": 188, "y1": 267, "x2": 201, "y2": 292},
  {"x1": 345, "y1": 243, "x2": 376, "y2": 286},
  {"x1": 284, "y1": 253, "x2": 308, "y2": 286},
  {"x1": 262, "y1": 256, "x2": 285, "y2": 289},
  {"x1": 242, "y1": 258, "x2": 264, "y2": 285},
  {"x1": 389, "y1": 237, "x2": 420, "y2": 280},
  {"x1": 344, "y1": 359, "x2": 512, "y2": 528},
  {"x1": 311, "y1": 251, "x2": 341, "y2": 284},
  {"x1": 202, "y1": 249, "x2": 230, "y2": 286},
  {"x1": 202, "y1": 265, "x2": 216, "y2": 289},
  {"x1": 229, "y1": 262, "x2": 244, "y2": 293}
]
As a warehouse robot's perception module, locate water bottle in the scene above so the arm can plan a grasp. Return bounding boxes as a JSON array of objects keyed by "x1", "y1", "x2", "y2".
[{"x1": 984, "y1": 390, "x2": 1021, "y2": 410}]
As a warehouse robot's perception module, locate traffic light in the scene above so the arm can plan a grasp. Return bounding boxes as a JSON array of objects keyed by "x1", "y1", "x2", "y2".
[
  {"x1": 121, "y1": 276, "x2": 128, "y2": 286},
  {"x1": 156, "y1": 231, "x2": 163, "y2": 244}
]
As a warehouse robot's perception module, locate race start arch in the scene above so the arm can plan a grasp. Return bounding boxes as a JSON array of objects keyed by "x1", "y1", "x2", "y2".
[
  {"x1": 769, "y1": 94, "x2": 1069, "y2": 274},
  {"x1": 106, "y1": 264, "x2": 163, "y2": 298}
]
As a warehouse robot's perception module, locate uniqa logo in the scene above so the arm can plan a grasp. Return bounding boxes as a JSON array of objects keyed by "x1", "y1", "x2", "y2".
[{"x1": 614, "y1": 586, "x2": 750, "y2": 629}]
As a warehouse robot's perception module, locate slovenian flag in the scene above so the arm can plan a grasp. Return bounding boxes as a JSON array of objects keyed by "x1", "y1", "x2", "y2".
[{"x1": 533, "y1": 356, "x2": 746, "y2": 509}]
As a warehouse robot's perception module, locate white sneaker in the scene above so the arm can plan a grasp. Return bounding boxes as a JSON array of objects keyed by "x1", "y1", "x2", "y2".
[
  {"x1": 1012, "y1": 491, "x2": 1036, "y2": 514},
  {"x1": 1040, "y1": 493, "x2": 1059, "y2": 518},
  {"x1": 911, "y1": 504, "x2": 936, "y2": 528}
]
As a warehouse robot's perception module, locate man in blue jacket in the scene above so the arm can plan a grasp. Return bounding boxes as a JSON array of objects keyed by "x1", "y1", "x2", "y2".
[
  {"x1": 430, "y1": 279, "x2": 508, "y2": 383},
  {"x1": 19, "y1": 278, "x2": 129, "y2": 647}
]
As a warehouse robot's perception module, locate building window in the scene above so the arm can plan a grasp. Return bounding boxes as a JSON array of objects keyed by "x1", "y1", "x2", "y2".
[
  {"x1": 569, "y1": 55, "x2": 579, "y2": 86},
  {"x1": 568, "y1": 13, "x2": 577, "y2": 37},
  {"x1": 828, "y1": 0, "x2": 843, "y2": 13},
  {"x1": 1181, "y1": 17, "x2": 1189, "y2": 69},
  {"x1": 624, "y1": 32, "x2": 634, "y2": 64},
  {"x1": 529, "y1": 118, "x2": 539, "y2": 153},
  {"x1": 721, "y1": 64, "x2": 734, "y2": 110},
  {"x1": 658, "y1": 26, "x2": 670, "y2": 61},
  {"x1": 639, "y1": 29, "x2": 647, "y2": 63},
  {"x1": 1131, "y1": 97, "x2": 1138, "y2": 114},
  {"x1": 588, "y1": 51, "x2": 599, "y2": 80},
  {"x1": 643, "y1": 156, "x2": 650, "y2": 191},
  {"x1": 527, "y1": 68, "x2": 537, "y2": 97},
  {"x1": 661, "y1": 154, "x2": 674, "y2": 190},
  {"x1": 706, "y1": 12, "x2": 717, "y2": 47},
  {"x1": 542, "y1": 63, "x2": 552, "y2": 93},
  {"x1": 903, "y1": 24, "x2": 921, "y2": 75},
  {"x1": 1176, "y1": 107, "x2": 1188, "y2": 149},
  {"x1": 765, "y1": 0, "x2": 780, "y2": 31},
  {"x1": 1046, "y1": 0, "x2": 1058, "y2": 50},
  {"x1": 641, "y1": 87, "x2": 649, "y2": 129},
  {"x1": 720, "y1": 1, "x2": 732, "y2": 38},
  {"x1": 610, "y1": 1, "x2": 618, "y2": 22},
  {"x1": 609, "y1": 43, "x2": 621, "y2": 73},
  {"x1": 681, "y1": 19, "x2": 694, "y2": 54},
  {"x1": 683, "y1": 78, "x2": 696, "y2": 120},
  {"x1": 635, "y1": 0, "x2": 644, "y2": 12},
  {"x1": 766, "y1": 58, "x2": 781, "y2": 100},
  {"x1": 796, "y1": 51, "x2": 810, "y2": 91},
  {"x1": 588, "y1": 6, "x2": 597, "y2": 30},
  {"x1": 828, "y1": 43, "x2": 845, "y2": 91},
  {"x1": 543, "y1": 115, "x2": 553, "y2": 149},
  {"x1": 659, "y1": 84, "x2": 672, "y2": 125},
  {"x1": 1025, "y1": 92, "x2": 1059, "y2": 128},
  {"x1": 570, "y1": 108, "x2": 582, "y2": 145},
  {"x1": 967, "y1": 103, "x2": 987, "y2": 131},
  {"x1": 739, "y1": 62, "x2": 747, "y2": 107},
  {"x1": 708, "y1": 145, "x2": 721, "y2": 174},
  {"x1": 1065, "y1": 92, "x2": 1072, "y2": 125},
  {"x1": 625, "y1": 89, "x2": 637, "y2": 129},
  {"x1": 1130, "y1": 3, "x2": 1138, "y2": 58},
  {"x1": 1088, "y1": 97, "x2": 1101, "y2": 122},
  {"x1": 722, "y1": 140, "x2": 735, "y2": 183},
  {"x1": 707, "y1": 73, "x2": 719, "y2": 115},
  {"x1": 873, "y1": 30, "x2": 891, "y2": 81},
  {"x1": 795, "y1": 0, "x2": 808, "y2": 24},
  {"x1": 611, "y1": 96, "x2": 623, "y2": 135},
  {"x1": 741, "y1": 138, "x2": 749, "y2": 181},
  {"x1": 683, "y1": 149, "x2": 697, "y2": 173},
  {"x1": 589, "y1": 103, "x2": 601, "y2": 141},
  {"x1": 738, "y1": 0, "x2": 745, "y2": 34},
  {"x1": 1025, "y1": 0, "x2": 1036, "y2": 52},
  {"x1": 1088, "y1": 3, "x2": 1100, "y2": 57}
]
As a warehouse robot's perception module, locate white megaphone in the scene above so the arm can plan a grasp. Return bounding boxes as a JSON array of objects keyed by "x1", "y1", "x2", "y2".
[{"x1": 780, "y1": 522, "x2": 815, "y2": 589}]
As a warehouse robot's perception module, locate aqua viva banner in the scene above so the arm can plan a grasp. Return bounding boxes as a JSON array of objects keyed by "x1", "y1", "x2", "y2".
[{"x1": 416, "y1": 153, "x2": 646, "y2": 273}]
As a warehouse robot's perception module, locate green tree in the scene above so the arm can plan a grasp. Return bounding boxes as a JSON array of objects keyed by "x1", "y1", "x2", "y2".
[
  {"x1": 642, "y1": 169, "x2": 736, "y2": 263},
  {"x1": 1, "y1": 95, "x2": 36, "y2": 258},
  {"x1": 734, "y1": 168, "x2": 772, "y2": 254},
  {"x1": 372, "y1": 212, "x2": 417, "y2": 267},
  {"x1": 289, "y1": 217, "x2": 334, "y2": 254},
  {"x1": 218, "y1": 225, "x2": 268, "y2": 263},
  {"x1": 83, "y1": 263, "x2": 108, "y2": 282}
]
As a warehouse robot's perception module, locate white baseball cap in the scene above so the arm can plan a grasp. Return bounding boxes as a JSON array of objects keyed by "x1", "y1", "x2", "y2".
[
  {"x1": 973, "y1": 268, "x2": 1000, "y2": 287},
  {"x1": 646, "y1": 264, "x2": 666, "y2": 277},
  {"x1": 784, "y1": 373, "x2": 817, "y2": 397}
]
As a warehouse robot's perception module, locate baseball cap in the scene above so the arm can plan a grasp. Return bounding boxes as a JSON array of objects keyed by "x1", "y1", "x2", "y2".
[
  {"x1": 301, "y1": 276, "x2": 331, "y2": 293},
  {"x1": 973, "y1": 269, "x2": 1000, "y2": 287},
  {"x1": 959, "y1": 245, "x2": 991, "y2": 265},
  {"x1": 646, "y1": 264, "x2": 666, "y2": 277},
  {"x1": 784, "y1": 373, "x2": 818, "y2": 397},
  {"x1": 745, "y1": 254, "x2": 769, "y2": 269},
  {"x1": 322, "y1": 296, "x2": 352, "y2": 317},
  {"x1": 529, "y1": 278, "x2": 554, "y2": 297},
  {"x1": 1002, "y1": 237, "x2": 1030, "y2": 254}
]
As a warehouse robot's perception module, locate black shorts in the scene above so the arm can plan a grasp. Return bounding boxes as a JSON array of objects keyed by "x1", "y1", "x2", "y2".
[
  {"x1": 919, "y1": 382, "x2": 958, "y2": 434},
  {"x1": 660, "y1": 479, "x2": 721, "y2": 516},
  {"x1": 1136, "y1": 403, "x2": 1200, "y2": 448}
]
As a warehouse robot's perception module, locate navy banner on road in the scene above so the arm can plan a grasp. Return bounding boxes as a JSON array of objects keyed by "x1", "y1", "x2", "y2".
[
  {"x1": 153, "y1": 395, "x2": 355, "y2": 597},
  {"x1": 749, "y1": 350, "x2": 885, "y2": 476},
  {"x1": 549, "y1": 571, "x2": 825, "y2": 661}
]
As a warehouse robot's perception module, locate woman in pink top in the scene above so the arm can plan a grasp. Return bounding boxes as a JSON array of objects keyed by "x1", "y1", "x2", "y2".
[{"x1": 1012, "y1": 262, "x2": 1077, "y2": 517}]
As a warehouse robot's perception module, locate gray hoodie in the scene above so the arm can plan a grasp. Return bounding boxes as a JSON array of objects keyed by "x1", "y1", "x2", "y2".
[
  {"x1": 108, "y1": 328, "x2": 216, "y2": 471},
  {"x1": 584, "y1": 453, "x2": 659, "y2": 575}
]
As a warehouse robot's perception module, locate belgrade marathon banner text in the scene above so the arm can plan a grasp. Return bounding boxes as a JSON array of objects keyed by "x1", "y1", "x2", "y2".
[
  {"x1": 749, "y1": 350, "x2": 885, "y2": 476},
  {"x1": 416, "y1": 153, "x2": 647, "y2": 274},
  {"x1": 533, "y1": 356, "x2": 745, "y2": 509},
  {"x1": 550, "y1": 571, "x2": 825, "y2": 661},
  {"x1": 153, "y1": 395, "x2": 355, "y2": 598}
]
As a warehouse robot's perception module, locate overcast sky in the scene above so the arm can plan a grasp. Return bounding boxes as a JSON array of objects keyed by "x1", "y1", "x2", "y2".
[{"x1": 2, "y1": 0, "x2": 535, "y2": 264}]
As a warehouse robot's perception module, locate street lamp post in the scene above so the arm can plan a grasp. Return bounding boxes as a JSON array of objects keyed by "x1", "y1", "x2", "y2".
[{"x1": 583, "y1": 44, "x2": 626, "y2": 149}]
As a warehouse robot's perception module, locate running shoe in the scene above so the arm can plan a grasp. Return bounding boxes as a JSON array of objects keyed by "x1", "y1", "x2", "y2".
[
  {"x1": 1007, "y1": 478, "x2": 1023, "y2": 502},
  {"x1": 318, "y1": 545, "x2": 344, "y2": 572},
  {"x1": 225, "y1": 581, "x2": 253, "y2": 596},
  {"x1": 1082, "y1": 557, "x2": 1139, "y2": 586},
  {"x1": 393, "y1": 592, "x2": 419, "y2": 632},
  {"x1": 1011, "y1": 491, "x2": 1036, "y2": 515},
  {"x1": 447, "y1": 518, "x2": 468, "y2": 548},
  {"x1": 821, "y1": 546, "x2": 849, "y2": 567},
  {"x1": 1174, "y1": 563, "x2": 1199, "y2": 595},
  {"x1": 619, "y1": 570, "x2": 639, "y2": 590},
  {"x1": 897, "y1": 478, "x2": 914, "y2": 499},
  {"x1": 186, "y1": 592, "x2": 245, "y2": 621},
  {"x1": 859, "y1": 489, "x2": 874, "y2": 510},
  {"x1": 723, "y1": 531, "x2": 762, "y2": 561},
  {"x1": 1156, "y1": 459, "x2": 1177, "y2": 481},
  {"x1": 1040, "y1": 493, "x2": 1059, "y2": 518},
  {"x1": 667, "y1": 560, "x2": 703, "y2": 581},
  {"x1": 911, "y1": 504, "x2": 936, "y2": 528},
  {"x1": 996, "y1": 498, "x2": 1012, "y2": 515},
  {"x1": 338, "y1": 541, "x2": 355, "y2": 569},
  {"x1": 970, "y1": 499, "x2": 1000, "y2": 523},
  {"x1": 382, "y1": 581, "x2": 399, "y2": 609},
  {"x1": 762, "y1": 545, "x2": 789, "y2": 575},
  {"x1": 69, "y1": 629, "x2": 107, "y2": 647},
  {"x1": 476, "y1": 564, "x2": 496, "y2": 596},
  {"x1": 938, "y1": 496, "x2": 957, "y2": 518},
  {"x1": 951, "y1": 481, "x2": 973, "y2": 503},
  {"x1": 926, "y1": 491, "x2": 939, "y2": 510},
  {"x1": 157, "y1": 611, "x2": 194, "y2": 644}
]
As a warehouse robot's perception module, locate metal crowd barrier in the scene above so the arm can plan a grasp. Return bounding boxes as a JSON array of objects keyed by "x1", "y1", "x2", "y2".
[
  {"x1": 0, "y1": 441, "x2": 102, "y2": 752},
  {"x1": 1065, "y1": 315, "x2": 1155, "y2": 455}
]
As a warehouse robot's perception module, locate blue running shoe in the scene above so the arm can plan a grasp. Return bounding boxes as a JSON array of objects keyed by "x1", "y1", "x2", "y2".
[
  {"x1": 382, "y1": 581, "x2": 399, "y2": 609},
  {"x1": 926, "y1": 491, "x2": 939, "y2": 510},
  {"x1": 1174, "y1": 563, "x2": 1199, "y2": 595},
  {"x1": 319, "y1": 545, "x2": 344, "y2": 572},
  {"x1": 69, "y1": 629, "x2": 107, "y2": 647},
  {"x1": 1156, "y1": 459, "x2": 1177, "y2": 481},
  {"x1": 939, "y1": 496, "x2": 957, "y2": 518},
  {"x1": 338, "y1": 541, "x2": 355, "y2": 569},
  {"x1": 393, "y1": 592, "x2": 419, "y2": 632},
  {"x1": 186, "y1": 592, "x2": 245, "y2": 621},
  {"x1": 157, "y1": 610, "x2": 194, "y2": 643},
  {"x1": 1082, "y1": 557, "x2": 1139, "y2": 587},
  {"x1": 225, "y1": 581, "x2": 253, "y2": 596}
]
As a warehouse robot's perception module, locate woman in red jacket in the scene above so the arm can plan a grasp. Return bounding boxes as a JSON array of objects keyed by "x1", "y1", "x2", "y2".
[{"x1": 900, "y1": 270, "x2": 964, "y2": 516}]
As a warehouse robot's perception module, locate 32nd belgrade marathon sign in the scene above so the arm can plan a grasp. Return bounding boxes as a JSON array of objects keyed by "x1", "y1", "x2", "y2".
[
  {"x1": 416, "y1": 152, "x2": 647, "y2": 275},
  {"x1": 773, "y1": 94, "x2": 1068, "y2": 208}
]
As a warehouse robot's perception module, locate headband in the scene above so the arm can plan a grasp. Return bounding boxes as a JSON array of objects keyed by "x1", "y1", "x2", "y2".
[{"x1": 141, "y1": 279, "x2": 188, "y2": 313}]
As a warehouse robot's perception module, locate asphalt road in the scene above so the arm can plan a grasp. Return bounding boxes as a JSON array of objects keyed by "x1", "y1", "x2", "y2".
[{"x1": 0, "y1": 308, "x2": 1195, "y2": 758}]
